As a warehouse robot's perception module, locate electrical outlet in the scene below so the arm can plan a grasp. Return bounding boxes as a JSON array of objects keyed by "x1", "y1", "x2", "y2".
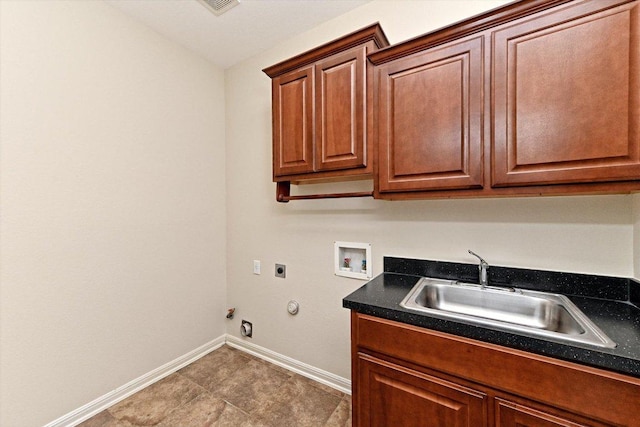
[
  {"x1": 275, "y1": 264, "x2": 286, "y2": 278},
  {"x1": 253, "y1": 260, "x2": 261, "y2": 275}
]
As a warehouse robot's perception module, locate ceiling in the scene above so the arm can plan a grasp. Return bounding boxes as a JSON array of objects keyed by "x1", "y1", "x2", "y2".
[{"x1": 105, "y1": 0, "x2": 371, "y2": 69}]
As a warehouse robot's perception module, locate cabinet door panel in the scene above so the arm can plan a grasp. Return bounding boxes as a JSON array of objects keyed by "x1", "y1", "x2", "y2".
[
  {"x1": 357, "y1": 354, "x2": 487, "y2": 427},
  {"x1": 316, "y1": 46, "x2": 366, "y2": 171},
  {"x1": 492, "y1": 1, "x2": 640, "y2": 187},
  {"x1": 377, "y1": 36, "x2": 484, "y2": 192},
  {"x1": 272, "y1": 66, "x2": 314, "y2": 176},
  {"x1": 495, "y1": 398, "x2": 611, "y2": 427}
]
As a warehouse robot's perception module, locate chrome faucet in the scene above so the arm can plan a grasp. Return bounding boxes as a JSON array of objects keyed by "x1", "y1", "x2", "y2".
[{"x1": 468, "y1": 250, "x2": 489, "y2": 289}]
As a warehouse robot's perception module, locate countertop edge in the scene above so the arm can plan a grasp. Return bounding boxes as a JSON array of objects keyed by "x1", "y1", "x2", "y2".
[{"x1": 343, "y1": 272, "x2": 640, "y2": 379}]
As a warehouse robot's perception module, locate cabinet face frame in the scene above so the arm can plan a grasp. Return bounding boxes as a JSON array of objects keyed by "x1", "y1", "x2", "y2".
[
  {"x1": 491, "y1": 0, "x2": 640, "y2": 187},
  {"x1": 376, "y1": 36, "x2": 485, "y2": 192}
]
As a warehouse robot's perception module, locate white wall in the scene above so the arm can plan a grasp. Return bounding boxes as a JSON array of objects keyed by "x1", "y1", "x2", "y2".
[
  {"x1": 0, "y1": 1, "x2": 226, "y2": 426},
  {"x1": 225, "y1": 0, "x2": 635, "y2": 382}
]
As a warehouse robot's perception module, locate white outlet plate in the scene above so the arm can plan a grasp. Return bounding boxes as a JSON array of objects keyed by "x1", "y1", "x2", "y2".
[{"x1": 253, "y1": 260, "x2": 261, "y2": 275}]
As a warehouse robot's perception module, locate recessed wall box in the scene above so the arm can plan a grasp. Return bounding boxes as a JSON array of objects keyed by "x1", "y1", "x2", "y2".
[
  {"x1": 275, "y1": 264, "x2": 286, "y2": 278},
  {"x1": 335, "y1": 241, "x2": 372, "y2": 280}
]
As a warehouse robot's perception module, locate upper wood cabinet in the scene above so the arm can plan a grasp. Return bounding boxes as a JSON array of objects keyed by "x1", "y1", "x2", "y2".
[
  {"x1": 263, "y1": 24, "x2": 389, "y2": 183},
  {"x1": 264, "y1": 1, "x2": 640, "y2": 201},
  {"x1": 368, "y1": 0, "x2": 640, "y2": 200},
  {"x1": 376, "y1": 36, "x2": 484, "y2": 192},
  {"x1": 271, "y1": 66, "x2": 315, "y2": 176},
  {"x1": 491, "y1": 0, "x2": 640, "y2": 187}
]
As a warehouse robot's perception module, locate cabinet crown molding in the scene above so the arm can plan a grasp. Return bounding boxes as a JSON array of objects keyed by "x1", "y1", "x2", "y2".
[
  {"x1": 368, "y1": 0, "x2": 577, "y2": 65},
  {"x1": 262, "y1": 22, "x2": 389, "y2": 78}
]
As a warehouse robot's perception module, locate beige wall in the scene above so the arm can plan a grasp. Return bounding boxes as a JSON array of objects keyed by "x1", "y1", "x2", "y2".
[
  {"x1": 1, "y1": 0, "x2": 637, "y2": 425},
  {"x1": 634, "y1": 195, "x2": 640, "y2": 279},
  {"x1": 0, "y1": 1, "x2": 227, "y2": 426},
  {"x1": 225, "y1": 0, "x2": 635, "y2": 382}
]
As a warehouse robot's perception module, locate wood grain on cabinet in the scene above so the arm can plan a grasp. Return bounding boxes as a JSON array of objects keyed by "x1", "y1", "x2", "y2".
[
  {"x1": 264, "y1": 23, "x2": 389, "y2": 186},
  {"x1": 351, "y1": 312, "x2": 640, "y2": 427},
  {"x1": 368, "y1": 0, "x2": 640, "y2": 200},
  {"x1": 315, "y1": 46, "x2": 366, "y2": 172},
  {"x1": 358, "y1": 353, "x2": 488, "y2": 427},
  {"x1": 492, "y1": 0, "x2": 640, "y2": 187},
  {"x1": 376, "y1": 36, "x2": 484, "y2": 192},
  {"x1": 494, "y1": 398, "x2": 610, "y2": 427},
  {"x1": 272, "y1": 66, "x2": 314, "y2": 176}
]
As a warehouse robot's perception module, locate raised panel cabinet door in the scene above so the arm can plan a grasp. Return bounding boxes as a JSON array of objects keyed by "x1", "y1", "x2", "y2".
[
  {"x1": 315, "y1": 46, "x2": 367, "y2": 171},
  {"x1": 494, "y1": 398, "x2": 611, "y2": 427},
  {"x1": 272, "y1": 66, "x2": 315, "y2": 177},
  {"x1": 356, "y1": 354, "x2": 487, "y2": 427},
  {"x1": 377, "y1": 36, "x2": 484, "y2": 192},
  {"x1": 492, "y1": 0, "x2": 640, "y2": 187}
]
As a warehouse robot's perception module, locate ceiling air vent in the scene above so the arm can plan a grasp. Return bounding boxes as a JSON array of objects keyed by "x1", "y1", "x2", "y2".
[{"x1": 198, "y1": 0, "x2": 240, "y2": 16}]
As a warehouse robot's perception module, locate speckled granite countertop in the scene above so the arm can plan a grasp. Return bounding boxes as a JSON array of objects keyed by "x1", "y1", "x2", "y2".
[{"x1": 343, "y1": 257, "x2": 640, "y2": 378}]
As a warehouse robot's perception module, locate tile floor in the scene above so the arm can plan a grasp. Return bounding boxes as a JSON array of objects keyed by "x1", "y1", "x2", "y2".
[{"x1": 78, "y1": 345, "x2": 351, "y2": 427}]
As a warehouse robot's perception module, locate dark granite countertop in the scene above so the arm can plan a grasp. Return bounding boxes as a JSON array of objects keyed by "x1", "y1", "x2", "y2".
[{"x1": 343, "y1": 257, "x2": 640, "y2": 378}]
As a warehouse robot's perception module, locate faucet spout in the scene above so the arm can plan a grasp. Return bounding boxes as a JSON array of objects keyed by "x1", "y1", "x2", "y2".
[{"x1": 468, "y1": 250, "x2": 489, "y2": 289}]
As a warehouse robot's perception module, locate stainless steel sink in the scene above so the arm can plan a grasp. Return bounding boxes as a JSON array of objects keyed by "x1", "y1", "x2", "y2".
[{"x1": 400, "y1": 278, "x2": 616, "y2": 348}]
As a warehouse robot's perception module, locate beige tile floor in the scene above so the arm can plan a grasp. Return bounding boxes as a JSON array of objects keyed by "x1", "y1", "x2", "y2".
[{"x1": 78, "y1": 345, "x2": 351, "y2": 427}]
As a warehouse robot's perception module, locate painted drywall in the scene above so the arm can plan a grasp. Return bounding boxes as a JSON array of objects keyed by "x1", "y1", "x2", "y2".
[
  {"x1": 0, "y1": 1, "x2": 226, "y2": 426},
  {"x1": 225, "y1": 0, "x2": 635, "y2": 382},
  {"x1": 634, "y1": 195, "x2": 640, "y2": 279},
  {"x1": 1, "y1": 0, "x2": 636, "y2": 424}
]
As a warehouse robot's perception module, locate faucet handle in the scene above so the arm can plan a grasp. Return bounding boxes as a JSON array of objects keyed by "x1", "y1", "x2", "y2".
[
  {"x1": 468, "y1": 250, "x2": 489, "y2": 288},
  {"x1": 468, "y1": 250, "x2": 488, "y2": 266}
]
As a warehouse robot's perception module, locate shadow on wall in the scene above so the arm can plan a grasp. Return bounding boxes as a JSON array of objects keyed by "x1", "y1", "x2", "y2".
[{"x1": 277, "y1": 180, "x2": 631, "y2": 226}]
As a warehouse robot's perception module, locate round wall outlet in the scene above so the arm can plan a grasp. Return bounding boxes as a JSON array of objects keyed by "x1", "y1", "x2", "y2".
[{"x1": 287, "y1": 300, "x2": 299, "y2": 315}]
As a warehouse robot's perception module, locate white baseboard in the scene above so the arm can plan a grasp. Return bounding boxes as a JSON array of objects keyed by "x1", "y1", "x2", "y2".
[
  {"x1": 45, "y1": 335, "x2": 226, "y2": 427},
  {"x1": 45, "y1": 334, "x2": 350, "y2": 426},
  {"x1": 225, "y1": 334, "x2": 351, "y2": 395}
]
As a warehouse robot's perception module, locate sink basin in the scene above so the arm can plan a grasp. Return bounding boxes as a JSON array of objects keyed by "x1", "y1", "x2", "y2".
[{"x1": 400, "y1": 278, "x2": 616, "y2": 348}]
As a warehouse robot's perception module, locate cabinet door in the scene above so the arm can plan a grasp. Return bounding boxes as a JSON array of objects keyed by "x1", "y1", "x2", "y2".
[
  {"x1": 377, "y1": 36, "x2": 484, "y2": 192},
  {"x1": 492, "y1": 0, "x2": 640, "y2": 187},
  {"x1": 356, "y1": 354, "x2": 487, "y2": 427},
  {"x1": 272, "y1": 66, "x2": 314, "y2": 177},
  {"x1": 315, "y1": 46, "x2": 367, "y2": 172},
  {"x1": 495, "y1": 398, "x2": 611, "y2": 427}
]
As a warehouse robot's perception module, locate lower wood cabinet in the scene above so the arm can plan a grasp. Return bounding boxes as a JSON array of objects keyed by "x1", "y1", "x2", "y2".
[
  {"x1": 351, "y1": 312, "x2": 640, "y2": 427},
  {"x1": 358, "y1": 354, "x2": 487, "y2": 426},
  {"x1": 494, "y1": 398, "x2": 608, "y2": 427}
]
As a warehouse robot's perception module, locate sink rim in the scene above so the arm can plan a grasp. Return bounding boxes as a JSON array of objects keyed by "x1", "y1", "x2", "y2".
[{"x1": 399, "y1": 277, "x2": 617, "y2": 349}]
